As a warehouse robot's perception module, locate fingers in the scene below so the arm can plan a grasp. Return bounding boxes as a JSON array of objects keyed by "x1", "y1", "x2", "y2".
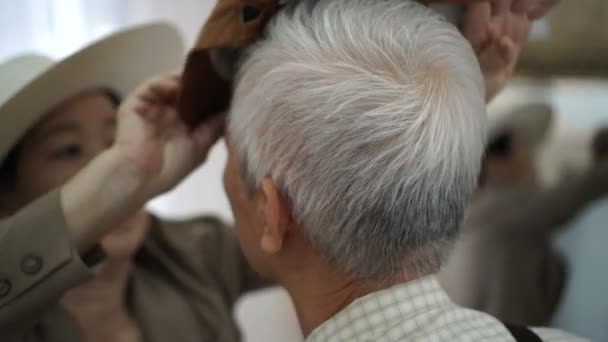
[
  {"x1": 125, "y1": 72, "x2": 182, "y2": 117},
  {"x1": 477, "y1": 34, "x2": 518, "y2": 102},
  {"x1": 130, "y1": 73, "x2": 183, "y2": 125},
  {"x1": 499, "y1": 0, "x2": 559, "y2": 19},
  {"x1": 462, "y1": 2, "x2": 492, "y2": 53},
  {"x1": 496, "y1": 36, "x2": 517, "y2": 72},
  {"x1": 510, "y1": 0, "x2": 531, "y2": 14},
  {"x1": 527, "y1": 0, "x2": 559, "y2": 20},
  {"x1": 491, "y1": 0, "x2": 511, "y2": 17},
  {"x1": 144, "y1": 77, "x2": 181, "y2": 106},
  {"x1": 512, "y1": 0, "x2": 559, "y2": 19},
  {"x1": 425, "y1": 0, "x2": 558, "y2": 20},
  {"x1": 494, "y1": 10, "x2": 530, "y2": 68},
  {"x1": 132, "y1": 73, "x2": 182, "y2": 107}
]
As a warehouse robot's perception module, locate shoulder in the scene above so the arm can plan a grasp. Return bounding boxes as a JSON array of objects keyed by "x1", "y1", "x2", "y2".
[{"x1": 531, "y1": 327, "x2": 589, "y2": 342}]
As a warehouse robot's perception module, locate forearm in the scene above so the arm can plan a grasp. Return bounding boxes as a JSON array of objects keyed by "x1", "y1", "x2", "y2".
[{"x1": 61, "y1": 149, "x2": 145, "y2": 253}]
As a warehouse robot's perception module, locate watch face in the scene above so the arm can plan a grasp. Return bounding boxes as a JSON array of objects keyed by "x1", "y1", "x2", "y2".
[{"x1": 427, "y1": 4, "x2": 464, "y2": 26}]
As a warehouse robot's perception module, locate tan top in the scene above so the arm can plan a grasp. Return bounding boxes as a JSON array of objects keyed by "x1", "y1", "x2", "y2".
[
  {"x1": 440, "y1": 164, "x2": 608, "y2": 326},
  {"x1": 0, "y1": 191, "x2": 267, "y2": 342}
]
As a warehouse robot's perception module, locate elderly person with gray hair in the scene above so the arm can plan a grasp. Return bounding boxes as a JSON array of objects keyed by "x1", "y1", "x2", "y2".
[{"x1": 221, "y1": 0, "x2": 582, "y2": 340}]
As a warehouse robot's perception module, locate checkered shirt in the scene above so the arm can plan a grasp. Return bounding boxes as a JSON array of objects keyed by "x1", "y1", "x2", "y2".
[{"x1": 306, "y1": 276, "x2": 586, "y2": 342}]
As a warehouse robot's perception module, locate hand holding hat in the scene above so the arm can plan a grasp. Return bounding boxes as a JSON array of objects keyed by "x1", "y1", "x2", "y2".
[
  {"x1": 114, "y1": 73, "x2": 225, "y2": 199},
  {"x1": 425, "y1": 0, "x2": 559, "y2": 101},
  {"x1": 62, "y1": 74, "x2": 224, "y2": 252},
  {"x1": 467, "y1": 1, "x2": 532, "y2": 102},
  {"x1": 178, "y1": 0, "x2": 559, "y2": 126},
  {"x1": 423, "y1": 0, "x2": 559, "y2": 19}
]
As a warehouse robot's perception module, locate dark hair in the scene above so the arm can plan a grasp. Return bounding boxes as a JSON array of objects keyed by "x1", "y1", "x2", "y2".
[
  {"x1": 593, "y1": 127, "x2": 608, "y2": 160},
  {"x1": 0, "y1": 144, "x2": 21, "y2": 187},
  {"x1": 486, "y1": 131, "x2": 512, "y2": 158},
  {"x1": 0, "y1": 88, "x2": 122, "y2": 186},
  {"x1": 101, "y1": 87, "x2": 122, "y2": 108},
  {"x1": 477, "y1": 131, "x2": 514, "y2": 188}
]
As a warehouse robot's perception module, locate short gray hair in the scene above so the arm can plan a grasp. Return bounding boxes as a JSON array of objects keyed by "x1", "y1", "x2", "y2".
[{"x1": 229, "y1": 0, "x2": 487, "y2": 280}]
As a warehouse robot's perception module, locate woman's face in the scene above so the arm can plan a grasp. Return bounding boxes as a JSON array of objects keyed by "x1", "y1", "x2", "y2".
[
  {"x1": 12, "y1": 90, "x2": 116, "y2": 205},
  {"x1": 6, "y1": 89, "x2": 149, "y2": 261}
]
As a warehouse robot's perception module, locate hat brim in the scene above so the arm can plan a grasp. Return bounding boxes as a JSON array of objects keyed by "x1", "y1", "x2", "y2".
[{"x1": 0, "y1": 22, "x2": 185, "y2": 163}]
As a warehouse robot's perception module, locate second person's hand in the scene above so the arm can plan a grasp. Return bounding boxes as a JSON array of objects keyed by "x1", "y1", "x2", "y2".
[
  {"x1": 113, "y1": 73, "x2": 225, "y2": 200},
  {"x1": 423, "y1": 0, "x2": 559, "y2": 19},
  {"x1": 62, "y1": 73, "x2": 224, "y2": 252}
]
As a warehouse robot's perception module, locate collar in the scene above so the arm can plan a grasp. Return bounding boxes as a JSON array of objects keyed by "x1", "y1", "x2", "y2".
[{"x1": 307, "y1": 275, "x2": 452, "y2": 341}]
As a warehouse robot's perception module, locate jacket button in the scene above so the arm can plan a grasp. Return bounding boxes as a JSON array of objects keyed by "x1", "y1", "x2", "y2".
[
  {"x1": 0, "y1": 279, "x2": 11, "y2": 298},
  {"x1": 21, "y1": 254, "x2": 43, "y2": 275}
]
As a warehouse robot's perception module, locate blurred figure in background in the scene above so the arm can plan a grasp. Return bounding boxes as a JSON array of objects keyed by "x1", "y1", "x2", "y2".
[{"x1": 440, "y1": 103, "x2": 608, "y2": 326}]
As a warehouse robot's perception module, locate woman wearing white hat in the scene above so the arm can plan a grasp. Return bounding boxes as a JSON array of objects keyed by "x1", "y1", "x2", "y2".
[{"x1": 0, "y1": 24, "x2": 265, "y2": 342}]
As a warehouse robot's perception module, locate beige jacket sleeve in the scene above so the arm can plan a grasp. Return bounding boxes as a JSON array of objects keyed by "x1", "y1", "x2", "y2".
[{"x1": 0, "y1": 191, "x2": 92, "y2": 341}]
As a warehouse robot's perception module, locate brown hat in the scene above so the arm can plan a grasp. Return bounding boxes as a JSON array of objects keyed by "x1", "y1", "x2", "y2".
[
  {"x1": 178, "y1": 0, "x2": 464, "y2": 126},
  {"x1": 179, "y1": 0, "x2": 284, "y2": 127}
]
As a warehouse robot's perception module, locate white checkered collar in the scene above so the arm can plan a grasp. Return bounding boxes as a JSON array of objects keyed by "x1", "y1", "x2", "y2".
[{"x1": 306, "y1": 275, "x2": 451, "y2": 342}]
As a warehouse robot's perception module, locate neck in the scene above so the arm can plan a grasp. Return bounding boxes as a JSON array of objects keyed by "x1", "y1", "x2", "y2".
[{"x1": 279, "y1": 262, "x2": 413, "y2": 337}]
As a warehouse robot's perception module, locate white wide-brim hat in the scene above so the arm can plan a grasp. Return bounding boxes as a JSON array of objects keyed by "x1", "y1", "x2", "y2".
[{"x1": 0, "y1": 22, "x2": 185, "y2": 164}]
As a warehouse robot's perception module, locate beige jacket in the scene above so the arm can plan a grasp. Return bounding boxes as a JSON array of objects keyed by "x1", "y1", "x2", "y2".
[
  {"x1": 0, "y1": 191, "x2": 267, "y2": 342},
  {"x1": 439, "y1": 164, "x2": 608, "y2": 326}
]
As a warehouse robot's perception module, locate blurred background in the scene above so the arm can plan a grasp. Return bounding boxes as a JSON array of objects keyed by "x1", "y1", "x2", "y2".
[{"x1": 0, "y1": 1, "x2": 606, "y2": 341}]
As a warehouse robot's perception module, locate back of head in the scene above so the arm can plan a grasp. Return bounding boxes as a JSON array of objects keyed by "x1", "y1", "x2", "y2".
[{"x1": 229, "y1": 0, "x2": 487, "y2": 281}]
